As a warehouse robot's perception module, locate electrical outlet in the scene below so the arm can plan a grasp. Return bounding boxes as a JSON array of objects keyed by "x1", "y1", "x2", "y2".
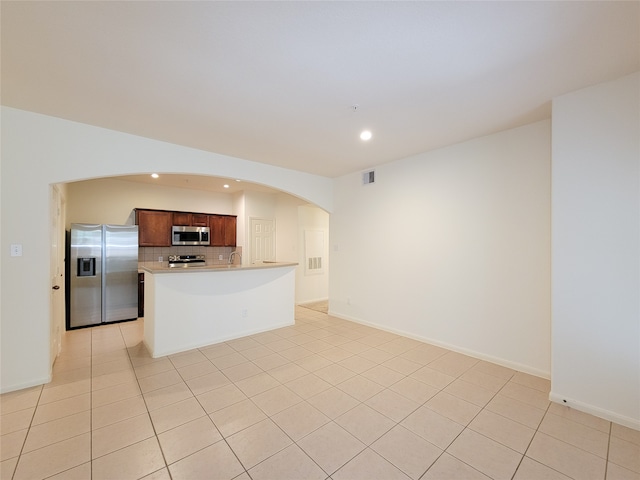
[
  {"x1": 241, "y1": 309, "x2": 248, "y2": 318},
  {"x1": 10, "y1": 244, "x2": 23, "y2": 257},
  {"x1": 218, "y1": 255, "x2": 223, "y2": 260},
  {"x1": 158, "y1": 256, "x2": 163, "y2": 262}
]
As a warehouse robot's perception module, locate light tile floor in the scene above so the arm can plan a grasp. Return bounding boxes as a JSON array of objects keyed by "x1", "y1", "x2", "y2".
[{"x1": 2, "y1": 307, "x2": 639, "y2": 479}]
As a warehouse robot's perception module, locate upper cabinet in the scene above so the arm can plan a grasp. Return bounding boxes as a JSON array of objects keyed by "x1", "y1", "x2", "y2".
[
  {"x1": 210, "y1": 215, "x2": 237, "y2": 247},
  {"x1": 172, "y1": 212, "x2": 192, "y2": 226},
  {"x1": 136, "y1": 209, "x2": 236, "y2": 247},
  {"x1": 192, "y1": 214, "x2": 209, "y2": 227},
  {"x1": 136, "y1": 210, "x2": 172, "y2": 247},
  {"x1": 224, "y1": 216, "x2": 237, "y2": 247}
]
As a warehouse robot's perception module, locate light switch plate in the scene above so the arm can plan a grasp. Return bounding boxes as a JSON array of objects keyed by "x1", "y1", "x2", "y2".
[{"x1": 10, "y1": 244, "x2": 23, "y2": 257}]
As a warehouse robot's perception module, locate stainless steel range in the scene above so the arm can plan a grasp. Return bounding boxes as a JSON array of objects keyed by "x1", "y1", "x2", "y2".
[{"x1": 168, "y1": 254, "x2": 206, "y2": 268}]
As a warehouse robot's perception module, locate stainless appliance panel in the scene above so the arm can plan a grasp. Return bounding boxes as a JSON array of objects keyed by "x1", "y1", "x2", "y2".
[
  {"x1": 70, "y1": 224, "x2": 102, "y2": 327},
  {"x1": 104, "y1": 225, "x2": 139, "y2": 323},
  {"x1": 171, "y1": 225, "x2": 210, "y2": 246},
  {"x1": 69, "y1": 223, "x2": 139, "y2": 329}
]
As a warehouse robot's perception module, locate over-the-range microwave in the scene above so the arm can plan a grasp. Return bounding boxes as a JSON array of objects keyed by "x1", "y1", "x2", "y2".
[{"x1": 172, "y1": 225, "x2": 210, "y2": 246}]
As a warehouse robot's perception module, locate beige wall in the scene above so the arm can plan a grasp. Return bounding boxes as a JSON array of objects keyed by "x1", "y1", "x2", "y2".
[
  {"x1": 66, "y1": 177, "x2": 234, "y2": 227},
  {"x1": 331, "y1": 119, "x2": 552, "y2": 377}
]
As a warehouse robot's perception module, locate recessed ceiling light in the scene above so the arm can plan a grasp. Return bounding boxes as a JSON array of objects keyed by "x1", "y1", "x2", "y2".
[
  {"x1": 360, "y1": 130, "x2": 372, "y2": 141},
  {"x1": 223, "y1": 184, "x2": 230, "y2": 189},
  {"x1": 151, "y1": 173, "x2": 159, "y2": 179}
]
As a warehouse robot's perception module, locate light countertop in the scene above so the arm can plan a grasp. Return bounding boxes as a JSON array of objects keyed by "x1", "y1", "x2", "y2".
[{"x1": 140, "y1": 261, "x2": 297, "y2": 274}]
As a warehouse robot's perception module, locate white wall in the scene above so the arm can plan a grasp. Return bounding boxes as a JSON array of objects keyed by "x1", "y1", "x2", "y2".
[
  {"x1": 66, "y1": 177, "x2": 234, "y2": 227},
  {"x1": 0, "y1": 107, "x2": 332, "y2": 393},
  {"x1": 551, "y1": 72, "x2": 640, "y2": 429},
  {"x1": 297, "y1": 205, "x2": 330, "y2": 303},
  {"x1": 330, "y1": 120, "x2": 552, "y2": 377},
  {"x1": 241, "y1": 190, "x2": 328, "y2": 304}
]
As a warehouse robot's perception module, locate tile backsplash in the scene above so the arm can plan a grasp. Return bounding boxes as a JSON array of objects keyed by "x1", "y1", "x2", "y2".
[{"x1": 138, "y1": 246, "x2": 239, "y2": 267}]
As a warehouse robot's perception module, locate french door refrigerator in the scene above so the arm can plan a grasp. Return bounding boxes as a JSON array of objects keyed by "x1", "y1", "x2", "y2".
[{"x1": 68, "y1": 224, "x2": 138, "y2": 328}]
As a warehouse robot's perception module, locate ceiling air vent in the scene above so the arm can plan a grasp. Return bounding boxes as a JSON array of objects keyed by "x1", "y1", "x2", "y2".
[{"x1": 362, "y1": 170, "x2": 375, "y2": 185}]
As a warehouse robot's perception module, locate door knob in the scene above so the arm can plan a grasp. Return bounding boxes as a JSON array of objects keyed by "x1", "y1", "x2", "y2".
[{"x1": 52, "y1": 285, "x2": 60, "y2": 290}]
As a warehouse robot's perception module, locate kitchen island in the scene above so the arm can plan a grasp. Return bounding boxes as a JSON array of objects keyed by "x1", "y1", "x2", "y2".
[{"x1": 140, "y1": 262, "x2": 297, "y2": 357}]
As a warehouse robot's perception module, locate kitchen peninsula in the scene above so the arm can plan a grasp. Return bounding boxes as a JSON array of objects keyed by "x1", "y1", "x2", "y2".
[{"x1": 141, "y1": 262, "x2": 297, "y2": 357}]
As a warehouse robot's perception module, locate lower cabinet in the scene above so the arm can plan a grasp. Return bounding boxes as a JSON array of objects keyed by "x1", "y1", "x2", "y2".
[{"x1": 138, "y1": 272, "x2": 144, "y2": 318}]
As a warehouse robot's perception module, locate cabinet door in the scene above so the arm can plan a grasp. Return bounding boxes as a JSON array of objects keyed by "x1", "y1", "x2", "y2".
[
  {"x1": 224, "y1": 216, "x2": 237, "y2": 247},
  {"x1": 192, "y1": 214, "x2": 209, "y2": 227},
  {"x1": 209, "y1": 215, "x2": 225, "y2": 246},
  {"x1": 172, "y1": 212, "x2": 192, "y2": 226},
  {"x1": 136, "y1": 210, "x2": 172, "y2": 246},
  {"x1": 138, "y1": 272, "x2": 144, "y2": 318}
]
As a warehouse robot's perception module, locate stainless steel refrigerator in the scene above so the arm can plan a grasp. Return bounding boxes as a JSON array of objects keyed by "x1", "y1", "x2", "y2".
[{"x1": 68, "y1": 224, "x2": 138, "y2": 328}]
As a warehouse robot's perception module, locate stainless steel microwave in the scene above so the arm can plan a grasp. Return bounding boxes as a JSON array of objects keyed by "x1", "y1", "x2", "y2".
[{"x1": 172, "y1": 226, "x2": 210, "y2": 246}]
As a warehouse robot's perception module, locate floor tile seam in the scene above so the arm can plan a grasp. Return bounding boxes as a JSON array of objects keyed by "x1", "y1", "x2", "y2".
[
  {"x1": 516, "y1": 400, "x2": 590, "y2": 480},
  {"x1": 2, "y1": 389, "x2": 40, "y2": 473},
  {"x1": 21, "y1": 413, "x2": 93, "y2": 455},
  {"x1": 363, "y1": 394, "x2": 425, "y2": 427},
  {"x1": 169, "y1": 356, "x2": 216, "y2": 372},
  {"x1": 236, "y1": 414, "x2": 328, "y2": 477},
  {"x1": 460, "y1": 372, "x2": 549, "y2": 472},
  {"x1": 20, "y1": 379, "x2": 91, "y2": 406},
  {"x1": 121, "y1": 330, "x2": 174, "y2": 474},
  {"x1": 369, "y1": 436, "x2": 443, "y2": 480},
  {"x1": 13, "y1": 425, "x2": 91, "y2": 478},
  {"x1": 425, "y1": 373, "x2": 524, "y2": 478},
  {"x1": 605, "y1": 459, "x2": 640, "y2": 477},
  {"x1": 446, "y1": 430, "x2": 523, "y2": 478},
  {"x1": 293, "y1": 420, "x2": 368, "y2": 478},
  {"x1": 162, "y1": 435, "x2": 229, "y2": 471},
  {"x1": 433, "y1": 448, "x2": 501, "y2": 480},
  {"x1": 90, "y1": 425, "x2": 157, "y2": 462},
  {"x1": 536, "y1": 417, "x2": 612, "y2": 461},
  {"x1": 542, "y1": 410, "x2": 613, "y2": 437},
  {"x1": 115, "y1": 324, "x2": 175, "y2": 474}
]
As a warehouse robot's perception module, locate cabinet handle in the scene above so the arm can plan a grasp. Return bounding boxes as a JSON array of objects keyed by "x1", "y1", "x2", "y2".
[{"x1": 52, "y1": 285, "x2": 60, "y2": 290}]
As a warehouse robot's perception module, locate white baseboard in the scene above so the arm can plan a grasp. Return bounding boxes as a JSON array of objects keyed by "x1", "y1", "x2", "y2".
[
  {"x1": 147, "y1": 320, "x2": 295, "y2": 358},
  {"x1": 328, "y1": 310, "x2": 550, "y2": 380},
  {"x1": 297, "y1": 297, "x2": 329, "y2": 305},
  {"x1": 549, "y1": 392, "x2": 640, "y2": 431},
  {"x1": 0, "y1": 374, "x2": 51, "y2": 394}
]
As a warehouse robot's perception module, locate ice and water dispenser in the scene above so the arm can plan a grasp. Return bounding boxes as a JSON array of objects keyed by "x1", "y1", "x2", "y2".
[{"x1": 77, "y1": 257, "x2": 96, "y2": 277}]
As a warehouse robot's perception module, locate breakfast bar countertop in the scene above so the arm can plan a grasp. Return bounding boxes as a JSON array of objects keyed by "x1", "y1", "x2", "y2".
[{"x1": 140, "y1": 261, "x2": 297, "y2": 274}]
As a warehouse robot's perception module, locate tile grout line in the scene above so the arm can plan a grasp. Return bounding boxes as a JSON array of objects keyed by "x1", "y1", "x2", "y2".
[{"x1": 120, "y1": 323, "x2": 174, "y2": 480}]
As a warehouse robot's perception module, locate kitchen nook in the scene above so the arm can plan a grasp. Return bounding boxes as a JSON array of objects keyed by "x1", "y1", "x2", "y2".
[{"x1": 134, "y1": 207, "x2": 299, "y2": 357}]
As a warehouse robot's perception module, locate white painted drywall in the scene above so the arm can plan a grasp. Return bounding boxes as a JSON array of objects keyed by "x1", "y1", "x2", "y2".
[
  {"x1": 330, "y1": 120, "x2": 552, "y2": 376},
  {"x1": 551, "y1": 72, "x2": 639, "y2": 429},
  {"x1": 297, "y1": 205, "x2": 330, "y2": 304},
  {"x1": 0, "y1": 107, "x2": 332, "y2": 393},
  {"x1": 66, "y1": 177, "x2": 234, "y2": 227}
]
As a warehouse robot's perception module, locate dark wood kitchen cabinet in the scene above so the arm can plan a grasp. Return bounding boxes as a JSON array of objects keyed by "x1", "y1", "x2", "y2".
[
  {"x1": 136, "y1": 208, "x2": 234, "y2": 247},
  {"x1": 192, "y1": 214, "x2": 209, "y2": 227},
  {"x1": 224, "y1": 216, "x2": 237, "y2": 247},
  {"x1": 172, "y1": 212, "x2": 192, "y2": 226},
  {"x1": 138, "y1": 272, "x2": 144, "y2": 318},
  {"x1": 210, "y1": 215, "x2": 237, "y2": 247},
  {"x1": 135, "y1": 209, "x2": 172, "y2": 246},
  {"x1": 172, "y1": 212, "x2": 209, "y2": 227}
]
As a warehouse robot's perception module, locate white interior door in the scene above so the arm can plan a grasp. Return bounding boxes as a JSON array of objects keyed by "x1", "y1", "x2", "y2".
[
  {"x1": 50, "y1": 185, "x2": 64, "y2": 367},
  {"x1": 249, "y1": 218, "x2": 275, "y2": 264}
]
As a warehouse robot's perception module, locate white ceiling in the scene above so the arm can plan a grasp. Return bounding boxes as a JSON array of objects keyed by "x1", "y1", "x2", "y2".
[{"x1": 2, "y1": 1, "x2": 638, "y2": 179}]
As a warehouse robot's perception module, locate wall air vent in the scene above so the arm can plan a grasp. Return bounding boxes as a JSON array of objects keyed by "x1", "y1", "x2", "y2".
[{"x1": 362, "y1": 170, "x2": 375, "y2": 185}]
